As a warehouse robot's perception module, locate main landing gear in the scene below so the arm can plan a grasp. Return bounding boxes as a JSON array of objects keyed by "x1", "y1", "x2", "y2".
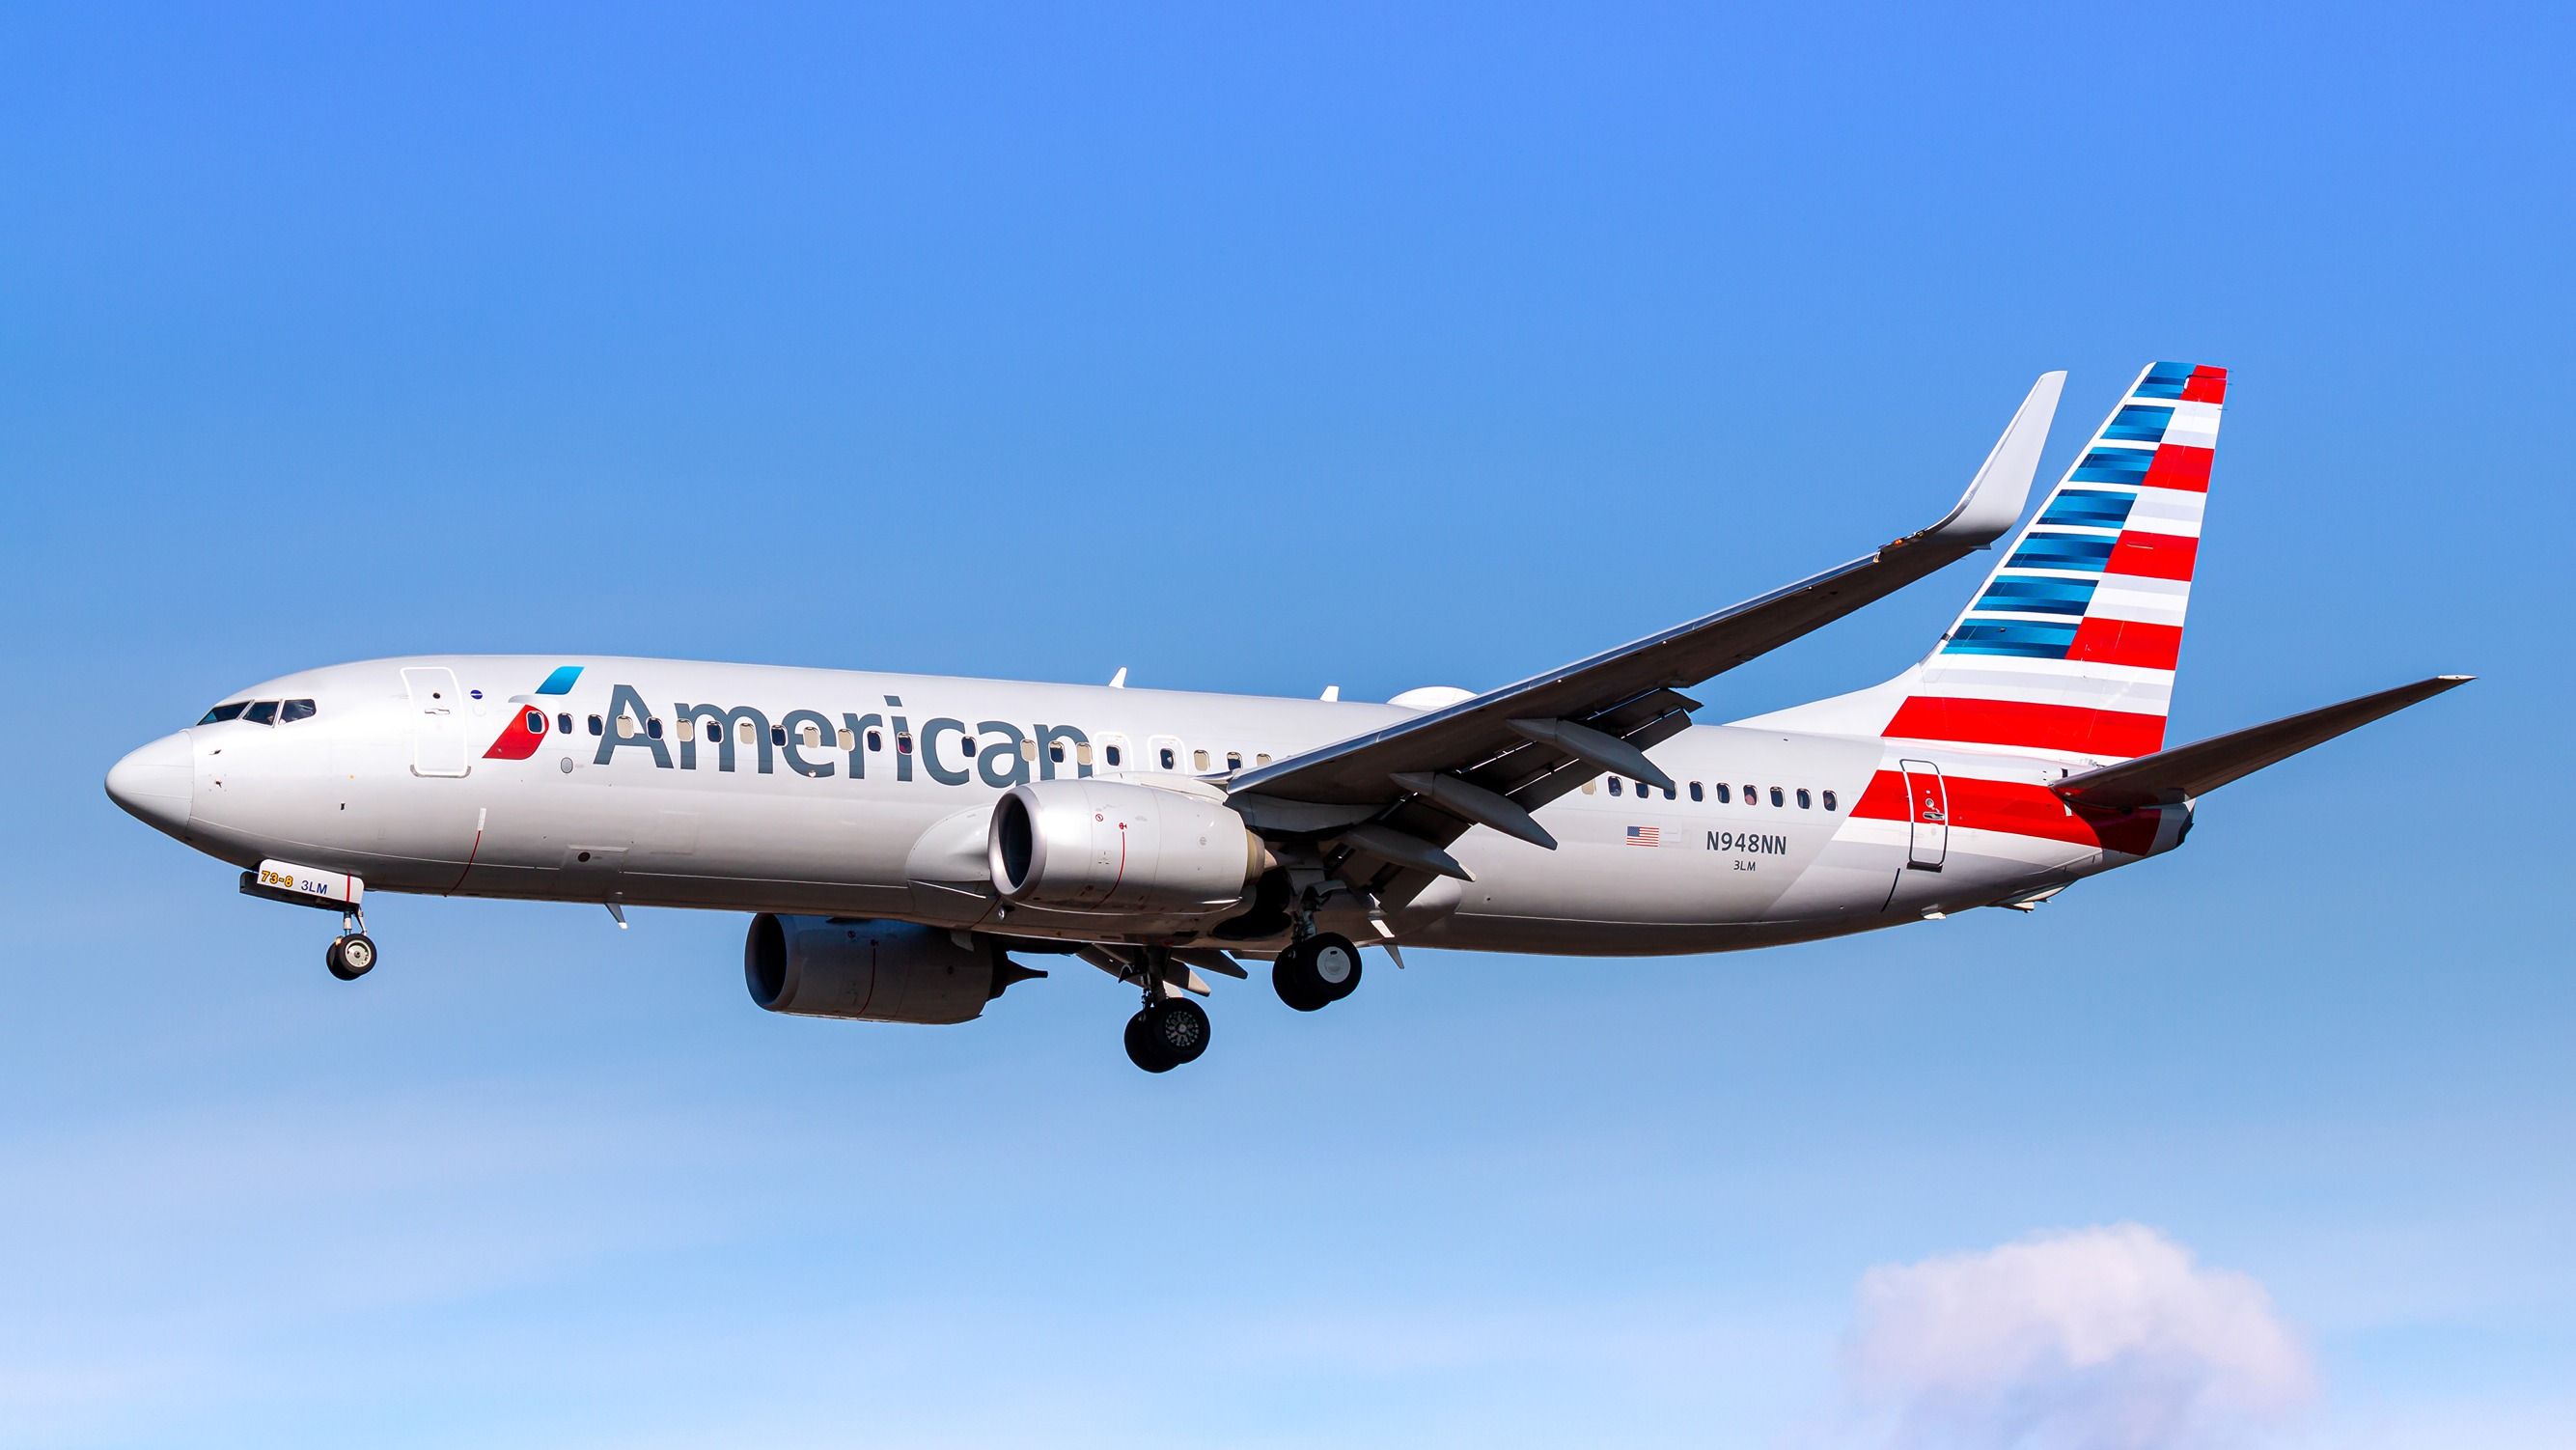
[
  {"x1": 1117, "y1": 929, "x2": 1368, "y2": 1073},
  {"x1": 325, "y1": 911, "x2": 377, "y2": 982},
  {"x1": 1124, "y1": 995, "x2": 1210, "y2": 1074},
  {"x1": 1272, "y1": 932, "x2": 1362, "y2": 1013}
]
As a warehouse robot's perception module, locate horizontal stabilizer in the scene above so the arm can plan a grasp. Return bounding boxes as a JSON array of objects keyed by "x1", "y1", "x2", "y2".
[{"x1": 2053, "y1": 675, "x2": 2472, "y2": 810}]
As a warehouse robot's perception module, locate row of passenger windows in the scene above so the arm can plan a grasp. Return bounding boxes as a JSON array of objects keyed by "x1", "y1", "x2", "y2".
[
  {"x1": 198, "y1": 699, "x2": 318, "y2": 726},
  {"x1": 542, "y1": 709, "x2": 1827, "y2": 808},
  {"x1": 192, "y1": 697, "x2": 1825, "y2": 814},
  {"x1": 1584, "y1": 775, "x2": 1839, "y2": 812},
  {"x1": 554, "y1": 710, "x2": 1275, "y2": 772}
]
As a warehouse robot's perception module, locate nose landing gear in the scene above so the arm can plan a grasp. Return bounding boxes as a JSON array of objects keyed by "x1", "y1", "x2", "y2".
[{"x1": 325, "y1": 911, "x2": 377, "y2": 981}]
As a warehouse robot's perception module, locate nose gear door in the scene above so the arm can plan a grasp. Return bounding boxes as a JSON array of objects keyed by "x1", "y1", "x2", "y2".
[
  {"x1": 402, "y1": 666, "x2": 469, "y2": 777},
  {"x1": 1898, "y1": 758, "x2": 1948, "y2": 870}
]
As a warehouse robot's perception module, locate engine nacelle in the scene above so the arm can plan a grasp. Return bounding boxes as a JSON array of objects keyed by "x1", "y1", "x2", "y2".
[
  {"x1": 744, "y1": 914, "x2": 1037, "y2": 1025},
  {"x1": 987, "y1": 778, "x2": 1264, "y2": 915}
]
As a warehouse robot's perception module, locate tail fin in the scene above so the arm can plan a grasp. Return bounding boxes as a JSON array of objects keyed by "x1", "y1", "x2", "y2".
[{"x1": 1743, "y1": 362, "x2": 2228, "y2": 762}]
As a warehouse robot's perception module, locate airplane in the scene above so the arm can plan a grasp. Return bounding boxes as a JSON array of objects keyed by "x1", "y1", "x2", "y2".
[{"x1": 104, "y1": 363, "x2": 2468, "y2": 1072}]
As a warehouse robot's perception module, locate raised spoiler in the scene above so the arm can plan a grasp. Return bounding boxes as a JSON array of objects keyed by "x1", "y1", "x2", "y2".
[{"x1": 2052, "y1": 675, "x2": 2473, "y2": 811}]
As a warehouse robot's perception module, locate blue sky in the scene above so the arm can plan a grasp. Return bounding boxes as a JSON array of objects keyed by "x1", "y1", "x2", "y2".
[{"x1": 3, "y1": 5, "x2": 2568, "y2": 1446}]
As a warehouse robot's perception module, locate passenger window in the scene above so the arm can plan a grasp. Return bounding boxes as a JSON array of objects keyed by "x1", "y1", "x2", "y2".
[
  {"x1": 897, "y1": 732, "x2": 913, "y2": 755},
  {"x1": 1076, "y1": 742, "x2": 1094, "y2": 767},
  {"x1": 1020, "y1": 739, "x2": 1039, "y2": 763},
  {"x1": 648, "y1": 718, "x2": 665, "y2": 739},
  {"x1": 1769, "y1": 787, "x2": 1785, "y2": 807},
  {"x1": 559, "y1": 712, "x2": 575, "y2": 736},
  {"x1": 737, "y1": 720, "x2": 756, "y2": 745},
  {"x1": 1256, "y1": 753, "x2": 1272, "y2": 767},
  {"x1": 1742, "y1": 784, "x2": 1755, "y2": 803},
  {"x1": 244, "y1": 701, "x2": 279, "y2": 725},
  {"x1": 523, "y1": 708, "x2": 545, "y2": 733},
  {"x1": 1159, "y1": 747, "x2": 1177, "y2": 769},
  {"x1": 1581, "y1": 778, "x2": 1597, "y2": 795},
  {"x1": 1226, "y1": 751, "x2": 1242, "y2": 770},
  {"x1": 769, "y1": 726, "x2": 785, "y2": 747},
  {"x1": 1192, "y1": 748, "x2": 1210, "y2": 770},
  {"x1": 1689, "y1": 782, "x2": 1703, "y2": 801},
  {"x1": 1796, "y1": 788, "x2": 1812, "y2": 809},
  {"x1": 1105, "y1": 743, "x2": 1124, "y2": 767},
  {"x1": 678, "y1": 718, "x2": 696, "y2": 742},
  {"x1": 1822, "y1": 790, "x2": 1839, "y2": 812},
  {"x1": 198, "y1": 702, "x2": 249, "y2": 724},
  {"x1": 1663, "y1": 784, "x2": 1676, "y2": 800},
  {"x1": 1715, "y1": 784, "x2": 1731, "y2": 803},
  {"x1": 868, "y1": 729, "x2": 883, "y2": 751},
  {"x1": 1608, "y1": 778, "x2": 1622, "y2": 796},
  {"x1": 619, "y1": 716, "x2": 641, "y2": 740},
  {"x1": 800, "y1": 723, "x2": 821, "y2": 747},
  {"x1": 588, "y1": 714, "x2": 604, "y2": 737},
  {"x1": 1050, "y1": 741, "x2": 1067, "y2": 765},
  {"x1": 282, "y1": 699, "x2": 318, "y2": 723},
  {"x1": 837, "y1": 728, "x2": 855, "y2": 750}
]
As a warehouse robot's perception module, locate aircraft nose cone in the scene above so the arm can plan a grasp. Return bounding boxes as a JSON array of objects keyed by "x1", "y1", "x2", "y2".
[{"x1": 106, "y1": 731, "x2": 193, "y2": 836}]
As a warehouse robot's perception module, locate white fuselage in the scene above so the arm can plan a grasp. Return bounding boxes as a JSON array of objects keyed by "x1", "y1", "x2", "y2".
[{"x1": 121, "y1": 655, "x2": 2186, "y2": 956}]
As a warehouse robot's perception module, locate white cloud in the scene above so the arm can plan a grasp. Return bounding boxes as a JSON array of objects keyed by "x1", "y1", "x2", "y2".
[{"x1": 1842, "y1": 1223, "x2": 2314, "y2": 1450}]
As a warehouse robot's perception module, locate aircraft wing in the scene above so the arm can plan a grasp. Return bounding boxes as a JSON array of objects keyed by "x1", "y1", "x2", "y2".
[{"x1": 1225, "y1": 373, "x2": 2065, "y2": 878}]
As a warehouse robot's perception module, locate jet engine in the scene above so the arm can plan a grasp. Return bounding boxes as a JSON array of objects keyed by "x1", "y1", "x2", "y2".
[
  {"x1": 744, "y1": 914, "x2": 1040, "y2": 1025},
  {"x1": 987, "y1": 778, "x2": 1266, "y2": 915}
]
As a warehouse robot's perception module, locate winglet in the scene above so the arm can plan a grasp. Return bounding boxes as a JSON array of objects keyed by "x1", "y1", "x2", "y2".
[{"x1": 1913, "y1": 371, "x2": 2065, "y2": 549}]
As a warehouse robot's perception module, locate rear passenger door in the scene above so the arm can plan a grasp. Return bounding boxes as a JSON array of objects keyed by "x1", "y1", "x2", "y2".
[{"x1": 1898, "y1": 758, "x2": 1947, "y2": 870}]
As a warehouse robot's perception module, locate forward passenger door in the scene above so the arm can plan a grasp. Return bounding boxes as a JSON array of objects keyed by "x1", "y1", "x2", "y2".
[{"x1": 402, "y1": 666, "x2": 469, "y2": 778}]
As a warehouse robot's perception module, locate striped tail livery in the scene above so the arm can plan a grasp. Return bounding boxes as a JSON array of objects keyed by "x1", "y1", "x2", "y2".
[{"x1": 1764, "y1": 361, "x2": 2227, "y2": 763}]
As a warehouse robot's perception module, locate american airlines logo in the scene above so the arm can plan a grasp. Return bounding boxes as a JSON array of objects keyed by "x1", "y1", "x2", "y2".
[{"x1": 512, "y1": 681, "x2": 1097, "y2": 788}]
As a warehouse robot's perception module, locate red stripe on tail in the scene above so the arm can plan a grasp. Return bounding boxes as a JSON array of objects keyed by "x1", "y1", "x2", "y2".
[
  {"x1": 2066, "y1": 617, "x2": 2184, "y2": 671},
  {"x1": 1883, "y1": 696, "x2": 2168, "y2": 758},
  {"x1": 2143, "y1": 445, "x2": 2213, "y2": 491},
  {"x1": 2103, "y1": 531, "x2": 2199, "y2": 581}
]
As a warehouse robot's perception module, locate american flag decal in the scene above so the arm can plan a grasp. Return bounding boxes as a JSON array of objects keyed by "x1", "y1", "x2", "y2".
[{"x1": 1625, "y1": 824, "x2": 1660, "y2": 848}]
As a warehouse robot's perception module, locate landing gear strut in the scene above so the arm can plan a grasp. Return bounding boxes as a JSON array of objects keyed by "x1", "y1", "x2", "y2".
[
  {"x1": 325, "y1": 910, "x2": 377, "y2": 981},
  {"x1": 1272, "y1": 932, "x2": 1362, "y2": 1012}
]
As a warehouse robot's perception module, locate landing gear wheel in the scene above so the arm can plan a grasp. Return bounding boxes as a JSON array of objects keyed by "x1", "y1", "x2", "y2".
[
  {"x1": 1272, "y1": 956, "x2": 1328, "y2": 1013},
  {"x1": 1122, "y1": 1013, "x2": 1170, "y2": 1073},
  {"x1": 326, "y1": 933, "x2": 377, "y2": 982},
  {"x1": 1273, "y1": 933, "x2": 1362, "y2": 1011},
  {"x1": 1309, "y1": 934, "x2": 1362, "y2": 1002},
  {"x1": 1123, "y1": 997, "x2": 1211, "y2": 1073}
]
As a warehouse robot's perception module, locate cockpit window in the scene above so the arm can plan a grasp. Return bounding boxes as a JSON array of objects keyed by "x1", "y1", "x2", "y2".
[
  {"x1": 243, "y1": 701, "x2": 280, "y2": 726},
  {"x1": 198, "y1": 702, "x2": 249, "y2": 724},
  {"x1": 281, "y1": 699, "x2": 318, "y2": 723}
]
